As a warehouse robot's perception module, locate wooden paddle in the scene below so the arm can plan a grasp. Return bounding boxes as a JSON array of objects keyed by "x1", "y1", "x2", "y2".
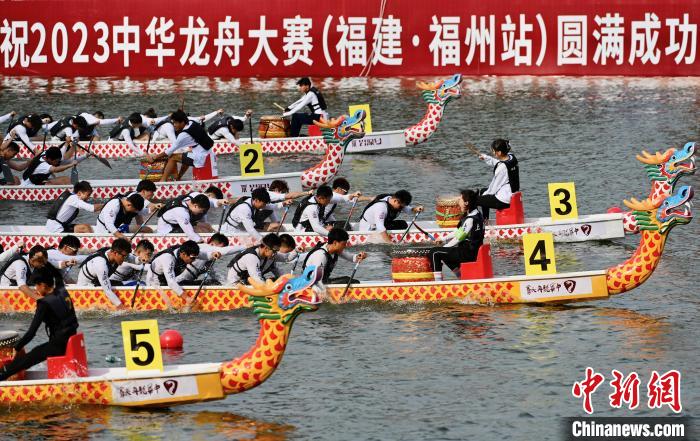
[
  {"x1": 398, "y1": 212, "x2": 421, "y2": 243},
  {"x1": 188, "y1": 208, "x2": 228, "y2": 308},
  {"x1": 273, "y1": 102, "x2": 286, "y2": 112},
  {"x1": 465, "y1": 143, "x2": 482, "y2": 157},
  {"x1": 340, "y1": 260, "x2": 362, "y2": 299},
  {"x1": 129, "y1": 208, "x2": 158, "y2": 241},
  {"x1": 130, "y1": 266, "x2": 145, "y2": 308},
  {"x1": 343, "y1": 197, "x2": 359, "y2": 231},
  {"x1": 74, "y1": 142, "x2": 112, "y2": 169},
  {"x1": 412, "y1": 222, "x2": 438, "y2": 242},
  {"x1": 275, "y1": 206, "x2": 290, "y2": 233}
]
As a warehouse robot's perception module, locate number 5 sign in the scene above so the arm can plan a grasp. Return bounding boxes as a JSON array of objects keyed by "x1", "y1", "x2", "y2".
[
  {"x1": 522, "y1": 232, "x2": 557, "y2": 276},
  {"x1": 121, "y1": 320, "x2": 163, "y2": 372},
  {"x1": 239, "y1": 143, "x2": 265, "y2": 177},
  {"x1": 548, "y1": 182, "x2": 579, "y2": 221}
]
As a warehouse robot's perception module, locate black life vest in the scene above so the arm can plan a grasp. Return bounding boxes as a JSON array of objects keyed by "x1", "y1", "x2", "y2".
[
  {"x1": 359, "y1": 194, "x2": 397, "y2": 227},
  {"x1": 0, "y1": 255, "x2": 30, "y2": 286},
  {"x1": 38, "y1": 287, "x2": 79, "y2": 341},
  {"x1": 150, "y1": 246, "x2": 191, "y2": 285},
  {"x1": 0, "y1": 157, "x2": 13, "y2": 184},
  {"x1": 224, "y1": 196, "x2": 255, "y2": 229},
  {"x1": 158, "y1": 192, "x2": 204, "y2": 227},
  {"x1": 182, "y1": 121, "x2": 214, "y2": 150},
  {"x1": 456, "y1": 211, "x2": 485, "y2": 254},
  {"x1": 22, "y1": 153, "x2": 52, "y2": 185},
  {"x1": 7, "y1": 115, "x2": 41, "y2": 138},
  {"x1": 97, "y1": 194, "x2": 137, "y2": 231},
  {"x1": 154, "y1": 117, "x2": 173, "y2": 131},
  {"x1": 49, "y1": 116, "x2": 76, "y2": 138},
  {"x1": 307, "y1": 87, "x2": 328, "y2": 113},
  {"x1": 292, "y1": 196, "x2": 326, "y2": 231},
  {"x1": 47, "y1": 190, "x2": 78, "y2": 226},
  {"x1": 494, "y1": 154, "x2": 520, "y2": 193},
  {"x1": 207, "y1": 115, "x2": 234, "y2": 136},
  {"x1": 227, "y1": 246, "x2": 267, "y2": 282},
  {"x1": 109, "y1": 120, "x2": 136, "y2": 140},
  {"x1": 302, "y1": 242, "x2": 337, "y2": 283},
  {"x1": 78, "y1": 247, "x2": 118, "y2": 286}
]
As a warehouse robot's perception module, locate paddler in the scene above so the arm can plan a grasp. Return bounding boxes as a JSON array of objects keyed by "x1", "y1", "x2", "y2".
[
  {"x1": 147, "y1": 108, "x2": 223, "y2": 143},
  {"x1": 19, "y1": 146, "x2": 82, "y2": 186},
  {"x1": 472, "y1": 139, "x2": 520, "y2": 220},
  {"x1": 0, "y1": 139, "x2": 29, "y2": 185},
  {"x1": 0, "y1": 245, "x2": 56, "y2": 300},
  {"x1": 110, "y1": 239, "x2": 155, "y2": 286},
  {"x1": 0, "y1": 267, "x2": 79, "y2": 382},
  {"x1": 428, "y1": 189, "x2": 484, "y2": 281},
  {"x1": 76, "y1": 238, "x2": 132, "y2": 309},
  {"x1": 301, "y1": 227, "x2": 367, "y2": 290},
  {"x1": 47, "y1": 235, "x2": 90, "y2": 283},
  {"x1": 145, "y1": 240, "x2": 209, "y2": 306},
  {"x1": 207, "y1": 109, "x2": 252, "y2": 144},
  {"x1": 108, "y1": 112, "x2": 154, "y2": 155},
  {"x1": 93, "y1": 193, "x2": 145, "y2": 238},
  {"x1": 4, "y1": 113, "x2": 44, "y2": 154},
  {"x1": 357, "y1": 190, "x2": 424, "y2": 243},
  {"x1": 282, "y1": 77, "x2": 329, "y2": 137},
  {"x1": 156, "y1": 193, "x2": 212, "y2": 242},
  {"x1": 45, "y1": 180, "x2": 103, "y2": 233},
  {"x1": 145, "y1": 110, "x2": 215, "y2": 182}
]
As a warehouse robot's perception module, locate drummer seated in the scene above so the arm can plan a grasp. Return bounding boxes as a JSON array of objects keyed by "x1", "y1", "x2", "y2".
[
  {"x1": 301, "y1": 228, "x2": 366, "y2": 295},
  {"x1": 282, "y1": 77, "x2": 329, "y2": 137},
  {"x1": 0, "y1": 268, "x2": 79, "y2": 382},
  {"x1": 428, "y1": 190, "x2": 485, "y2": 281}
]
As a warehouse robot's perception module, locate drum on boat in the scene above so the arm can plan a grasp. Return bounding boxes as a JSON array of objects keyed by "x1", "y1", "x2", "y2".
[
  {"x1": 139, "y1": 159, "x2": 168, "y2": 181},
  {"x1": 258, "y1": 116, "x2": 290, "y2": 138},
  {"x1": 391, "y1": 248, "x2": 435, "y2": 283},
  {"x1": 435, "y1": 196, "x2": 462, "y2": 228},
  {"x1": 0, "y1": 330, "x2": 25, "y2": 381}
]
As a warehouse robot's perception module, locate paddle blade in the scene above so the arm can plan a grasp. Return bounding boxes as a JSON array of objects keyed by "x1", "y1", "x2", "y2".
[
  {"x1": 1, "y1": 162, "x2": 14, "y2": 184},
  {"x1": 70, "y1": 165, "x2": 79, "y2": 184}
]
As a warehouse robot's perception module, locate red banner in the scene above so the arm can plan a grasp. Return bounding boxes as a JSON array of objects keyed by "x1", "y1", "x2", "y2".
[{"x1": 0, "y1": 0, "x2": 697, "y2": 77}]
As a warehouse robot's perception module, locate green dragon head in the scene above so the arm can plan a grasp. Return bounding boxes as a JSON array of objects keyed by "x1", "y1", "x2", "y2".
[
  {"x1": 417, "y1": 74, "x2": 463, "y2": 106},
  {"x1": 638, "y1": 142, "x2": 696, "y2": 185},
  {"x1": 314, "y1": 110, "x2": 366, "y2": 147},
  {"x1": 244, "y1": 266, "x2": 321, "y2": 325},
  {"x1": 633, "y1": 185, "x2": 694, "y2": 234}
]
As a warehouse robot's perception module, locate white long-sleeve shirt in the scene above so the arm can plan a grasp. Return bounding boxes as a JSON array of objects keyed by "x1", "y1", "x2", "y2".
[
  {"x1": 226, "y1": 248, "x2": 281, "y2": 285},
  {"x1": 358, "y1": 196, "x2": 413, "y2": 233},
  {"x1": 220, "y1": 199, "x2": 262, "y2": 241},
  {"x1": 146, "y1": 248, "x2": 193, "y2": 295},
  {"x1": 324, "y1": 192, "x2": 353, "y2": 222},
  {"x1": 94, "y1": 197, "x2": 123, "y2": 234},
  {"x1": 0, "y1": 112, "x2": 13, "y2": 125},
  {"x1": 442, "y1": 209, "x2": 478, "y2": 247},
  {"x1": 4, "y1": 124, "x2": 35, "y2": 150},
  {"x1": 481, "y1": 154, "x2": 512, "y2": 204},
  {"x1": 157, "y1": 206, "x2": 202, "y2": 242},
  {"x1": 77, "y1": 254, "x2": 121, "y2": 306},
  {"x1": 295, "y1": 197, "x2": 330, "y2": 236},
  {"x1": 110, "y1": 253, "x2": 145, "y2": 283},
  {"x1": 303, "y1": 244, "x2": 357, "y2": 286},
  {"x1": 46, "y1": 193, "x2": 96, "y2": 232},
  {"x1": 0, "y1": 256, "x2": 30, "y2": 286},
  {"x1": 181, "y1": 243, "x2": 246, "y2": 281},
  {"x1": 283, "y1": 92, "x2": 328, "y2": 118},
  {"x1": 165, "y1": 121, "x2": 198, "y2": 156},
  {"x1": 47, "y1": 248, "x2": 88, "y2": 279}
]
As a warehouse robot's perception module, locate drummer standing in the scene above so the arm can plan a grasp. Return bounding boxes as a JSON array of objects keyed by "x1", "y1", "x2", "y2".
[{"x1": 282, "y1": 77, "x2": 329, "y2": 137}]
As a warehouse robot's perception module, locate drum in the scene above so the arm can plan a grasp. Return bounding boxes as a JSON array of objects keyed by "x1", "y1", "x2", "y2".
[
  {"x1": 0, "y1": 330, "x2": 25, "y2": 381},
  {"x1": 391, "y1": 248, "x2": 435, "y2": 283},
  {"x1": 139, "y1": 159, "x2": 167, "y2": 181},
  {"x1": 435, "y1": 196, "x2": 462, "y2": 228},
  {"x1": 258, "y1": 116, "x2": 290, "y2": 138}
]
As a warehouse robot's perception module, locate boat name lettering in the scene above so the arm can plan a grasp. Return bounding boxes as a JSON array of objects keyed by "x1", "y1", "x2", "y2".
[
  {"x1": 353, "y1": 137, "x2": 382, "y2": 147},
  {"x1": 118, "y1": 382, "x2": 162, "y2": 399},
  {"x1": 111, "y1": 376, "x2": 199, "y2": 403},
  {"x1": 520, "y1": 277, "x2": 593, "y2": 300}
]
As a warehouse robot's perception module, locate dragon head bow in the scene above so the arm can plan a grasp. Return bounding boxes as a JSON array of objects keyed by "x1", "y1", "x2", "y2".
[
  {"x1": 417, "y1": 73, "x2": 463, "y2": 105},
  {"x1": 314, "y1": 109, "x2": 366, "y2": 147},
  {"x1": 634, "y1": 185, "x2": 694, "y2": 234}
]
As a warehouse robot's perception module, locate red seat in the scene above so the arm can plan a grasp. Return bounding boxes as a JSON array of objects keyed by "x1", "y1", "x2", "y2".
[
  {"x1": 307, "y1": 125, "x2": 322, "y2": 137},
  {"x1": 192, "y1": 152, "x2": 218, "y2": 180},
  {"x1": 47, "y1": 333, "x2": 88, "y2": 379},
  {"x1": 496, "y1": 191, "x2": 524, "y2": 225},
  {"x1": 460, "y1": 244, "x2": 494, "y2": 280}
]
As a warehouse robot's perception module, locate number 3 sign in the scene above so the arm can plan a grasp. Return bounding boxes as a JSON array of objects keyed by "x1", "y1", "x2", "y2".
[
  {"x1": 121, "y1": 320, "x2": 163, "y2": 372},
  {"x1": 239, "y1": 143, "x2": 265, "y2": 177},
  {"x1": 548, "y1": 182, "x2": 579, "y2": 221}
]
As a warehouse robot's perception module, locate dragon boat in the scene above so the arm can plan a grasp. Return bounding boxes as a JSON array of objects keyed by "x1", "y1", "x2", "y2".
[
  {"x1": 0, "y1": 270, "x2": 320, "y2": 407},
  {"x1": 15, "y1": 74, "x2": 462, "y2": 160},
  {"x1": 0, "y1": 110, "x2": 367, "y2": 202},
  {"x1": 0, "y1": 175, "x2": 692, "y2": 313}
]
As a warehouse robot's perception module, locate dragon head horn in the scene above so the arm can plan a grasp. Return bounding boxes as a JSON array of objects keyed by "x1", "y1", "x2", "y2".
[
  {"x1": 416, "y1": 79, "x2": 444, "y2": 91},
  {"x1": 314, "y1": 116, "x2": 344, "y2": 129},
  {"x1": 636, "y1": 148, "x2": 674, "y2": 165},
  {"x1": 623, "y1": 196, "x2": 659, "y2": 211}
]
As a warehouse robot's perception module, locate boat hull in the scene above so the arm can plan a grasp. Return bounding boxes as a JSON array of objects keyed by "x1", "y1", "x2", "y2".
[
  {"x1": 0, "y1": 270, "x2": 610, "y2": 313},
  {"x1": 0, "y1": 213, "x2": 625, "y2": 251},
  {"x1": 0, "y1": 363, "x2": 225, "y2": 408}
]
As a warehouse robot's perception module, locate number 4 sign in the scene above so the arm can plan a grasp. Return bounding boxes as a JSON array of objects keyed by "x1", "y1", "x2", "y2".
[
  {"x1": 239, "y1": 143, "x2": 265, "y2": 177},
  {"x1": 121, "y1": 319, "x2": 164, "y2": 372},
  {"x1": 523, "y1": 232, "x2": 557, "y2": 276}
]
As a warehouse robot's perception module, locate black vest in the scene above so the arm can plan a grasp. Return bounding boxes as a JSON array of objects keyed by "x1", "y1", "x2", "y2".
[
  {"x1": 47, "y1": 190, "x2": 77, "y2": 226},
  {"x1": 224, "y1": 196, "x2": 255, "y2": 229},
  {"x1": 150, "y1": 246, "x2": 191, "y2": 285},
  {"x1": 302, "y1": 242, "x2": 337, "y2": 283},
  {"x1": 227, "y1": 247, "x2": 267, "y2": 282},
  {"x1": 97, "y1": 195, "x2": 137, "y2": 231},
  {"x1": 22, "y1": 153, "x2": 52, "y2": 185},
  {"x1": 109, "y1": 120, "x2": 136, "y2": 140},
  {"x1": 38, "y1": 288, "x2": 79, "y2": 341},
  {"x1": 49, "y1": 116, "x2": 76, "y2": 138},
  {"x1": 456, "y1": 211, "x2": 485, "y2": 255},
  {"x1": 292, "y1": 196, "x2": 326, "y2": 231},
  {"x1": 7, "y1": 115, "x2": 41, "y2": 138},
  {"x1": 494, "y1": 154, "x2": 520, "y2": 193},
  {"x1": 207, "y1": 115, "x2": 234, "y2": 136},
  {"x1": 158, "y1": 192, "x2": 204, "y2": 226},
  {"x1": 307, "y1": 87, "x2": 328, "y2": 113},
  {"x1": 79, "y1": 247, "x2": 118, "y2": 286},
  {"x1": 182, "y1": 121, "x2": 214, "y2": 150},
  {"x1": 0, "y1": 255, "x2": 30, "y2": 286},
  {"x1": 359, "y1": 194, "x2": 398, "y2": 227}
]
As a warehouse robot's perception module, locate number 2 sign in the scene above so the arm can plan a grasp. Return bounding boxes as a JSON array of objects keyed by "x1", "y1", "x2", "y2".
[
  {"x1": 121, "y1": 320, "x2": 163, "y2": 372},
  {"x1": 239, "y1": 143, "x2": 265, "y2": 177}
]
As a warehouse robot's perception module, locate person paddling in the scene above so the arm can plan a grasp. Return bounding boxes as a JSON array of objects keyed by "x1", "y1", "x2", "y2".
[
  {"x1": 282, "y1": 77, "x2": 329, "y2": 137},
  {"x1": 226, "y1": 234, "x2": 284, "y2": 285},
  {"x1": 0, "y1": 267, "x2": 79, "y2": 381},
  {"x1": 20, "y1": 146, "x2": 81, "y2": 186},
  {"x1": 145, "y1": 240, "x2": 203, "y2": 306},
  {"x1": 207, "y1": 109, "x2": 252, "y2": 144},
  {"x1": 76, "y1": 238, "x2": 132, "y2": 309},
  {"x1": 428, "y1": 189, "x2": 485, "y2": 281},
  {"x1": 0, "y1": 245, "x2": 54, "y2": 300},
  {"x1": 358, "y1": 190, "x2": 424, "y2": 243},
  {"x1": 45, "y1": 180, "x2": 103, "y2": 233},
  {"x1": 0, "y1": 139, "x2": 29, "y2": 185},
  {"x1": 47, "y1": 235, "x2": 90, "y2": 283},
  {"x1": 4, "y1": 114, "x2": 44, "y2": 154},
  {"x1": 108, "y1": 112, "x2": 153, "y2": 155},
  {"x1": 301, "y1": 227, "x2": 367, "y2": 293},
  {"x1": 93, "y1": 193, "x2": 145, "y2": 239},
  {"x1": 473, "y1": 139, "x2": 520, "y2": 220},
  {"x1": 156, "y1": 193, "x2": 211, "y2": 242},
  {"x1": 110, "y1": 239, "x2": 155, "y2": 286}
]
